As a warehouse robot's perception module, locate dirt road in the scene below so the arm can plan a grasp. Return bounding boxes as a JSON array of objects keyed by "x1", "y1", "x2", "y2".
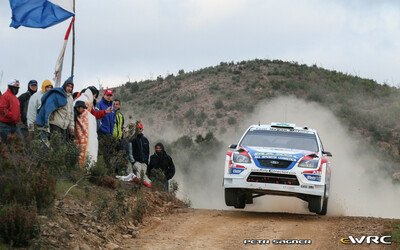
[{"x1": 125, "y1": 209, "x2": 397, "y2": 250}]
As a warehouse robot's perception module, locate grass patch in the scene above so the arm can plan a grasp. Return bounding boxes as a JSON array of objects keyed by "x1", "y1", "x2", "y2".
[
  {"x1": 392, "y1": 223, "x2": 400, "y2": 244},
  {"x1": 55, "y1": 180, "x2": 87, "y2": 199}
]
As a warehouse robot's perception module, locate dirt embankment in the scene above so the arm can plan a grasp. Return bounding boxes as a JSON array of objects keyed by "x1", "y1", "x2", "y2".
[{"x1": 126, "y1": 209, "x2": 398, "y2": 250}]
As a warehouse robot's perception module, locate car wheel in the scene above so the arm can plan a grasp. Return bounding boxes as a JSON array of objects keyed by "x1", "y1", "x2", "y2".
[
  {"x1": 225, "y1": 188, "x2": 246, "y2": 209},
  {"x1": 234, "y1": 193, "x2": 246, "y2": 209},
  {"x1": 317, "y1": 197, "x2": 328, "y2": 215},
  {"x1": 308, "y1": 185, "x2": 328, "y2": 215},
  {"x1": 245, "y1": 192, "x2": 253, "y2": 204},
  {"x1": 225, "y1": 188, "x2": 237, "y2": 206}
]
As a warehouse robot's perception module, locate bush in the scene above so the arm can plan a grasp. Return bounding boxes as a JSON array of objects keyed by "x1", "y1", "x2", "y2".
[
  {"x1": 31, "y1": 167, "x2": 56, "y2": 214},
  {"x1": 214, "y1": 100, "x2": 224, "y2": 109},
  {"x1": 132, "y1": 192, "x2": 147, "y2": 223},
  {"x1": 195, "y1": 111, "x2": 207, "y2": 127},
  {"x1": 128, "y1": 82, "x2": 139, "y2": 93},
  {"x1": 0, "y1": 204, "x2": 39, "y2": 247},
  {"x1": 150, "y1": 169, "x2": 166, "y2": 191},
  {"x1": 184, "y1": 109, "x2": 195, "y2": 120},
  {"x1": 227, "y1": 117, "x2": 237, "y2": 125},
  {"x1": 89, "y1": 157, "x2": 118, "y2": 189},
  {"x1": 208, "y1": 82, "x2": 220, "y2": 92}
]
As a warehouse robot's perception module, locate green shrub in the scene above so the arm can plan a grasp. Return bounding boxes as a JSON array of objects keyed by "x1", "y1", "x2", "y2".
[
  {"x1": 132, "y1": 191, "x2": 147, "y2": 223},
  {"x1": 184, "y1": 109, "x2": 195, "y2": 120},
  {"x1": 31, "y1": 167, "x2": 56, "y2": 214},
  {"x1": 0, "y1": 203, "x2": 39, "y2": 247},
  {"x1": 207, "y1": 119, "x2": 217, "y2": 126},
  {"x1": 195, "y1": 111, "x2": 208, "y2": 127},
  {"x1": 214, "y1": 100, "x2": 224, "y2": 109},
  {"x1": 208, "y1": 82, "x2": 220, "y2": 92},
  {"x1": 150, "y1": 169, "x2": 166, "y2": 191},
  {"x1": 227, "y1": 117, "x2": 237, "y2": 125}
]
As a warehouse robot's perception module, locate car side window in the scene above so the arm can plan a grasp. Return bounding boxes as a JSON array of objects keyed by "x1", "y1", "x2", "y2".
[{"x1": 317, "y1": 133, "x2": 324, "y2": 151}]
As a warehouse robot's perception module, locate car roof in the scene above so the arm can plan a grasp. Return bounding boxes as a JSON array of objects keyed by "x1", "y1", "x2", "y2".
[{"x1": 248, "y1": 122, "x2": 317, "y2": 134}]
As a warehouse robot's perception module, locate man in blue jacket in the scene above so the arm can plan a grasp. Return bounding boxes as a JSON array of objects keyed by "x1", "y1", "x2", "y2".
[
  {"x1": 96, "y1": 89, "x2": 117, "y2": 167},
  {"x1": 97, "y1": 89, "x2": 115, "y2": 135}
]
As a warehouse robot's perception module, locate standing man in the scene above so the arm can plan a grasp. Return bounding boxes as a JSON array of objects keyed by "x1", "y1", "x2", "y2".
[
  {"x1": 0, "y1": 79, "x2": 20, "y2": 141},
  {"x1": 96, "y1": 89, "x2": 116, "y2": 167},
  {"x1": 113, "y1": 99, "x2": 124, "y2": 142},
  {"x1": 36, "y1": 77, "x2": 74, "y2": 142},
  {"x1": 18, "y1": 80, "x2": 38, "y2": 136},
  {"x1": 147, "y1": 143, "x2": 176, "y2": 191},
  {"x1": 27, "y1": 80, "x2": 53, "y2": 132},
  {"x1": 128, "y1": 121, "x2": 150, "y2": 180},
  {"x1": 97, "y1": 89, "x2": 115, "y2": 136}
]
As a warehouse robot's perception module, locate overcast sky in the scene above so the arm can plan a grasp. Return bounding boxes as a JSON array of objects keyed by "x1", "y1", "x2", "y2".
[{"x1": 1, "y1": 0, "x2": 399, "y2": 92}]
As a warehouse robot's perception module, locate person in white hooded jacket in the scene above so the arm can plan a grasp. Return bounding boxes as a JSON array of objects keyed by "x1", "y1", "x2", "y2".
[{"x1": 27, "y1": 80, "x2": 53, "y2": 131}]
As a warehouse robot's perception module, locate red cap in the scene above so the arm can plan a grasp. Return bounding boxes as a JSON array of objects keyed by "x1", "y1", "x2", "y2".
[
  {"x1": 136, "y1": 122, "x2": 144, "y2": 129},
  {"x1": 104, "y1": 89, "x2": 113, "y2": 96}
]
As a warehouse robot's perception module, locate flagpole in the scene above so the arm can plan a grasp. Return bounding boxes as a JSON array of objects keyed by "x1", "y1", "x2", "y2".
[{"x1": 71, "y1": 0, "x2": 76, "y2": 77}]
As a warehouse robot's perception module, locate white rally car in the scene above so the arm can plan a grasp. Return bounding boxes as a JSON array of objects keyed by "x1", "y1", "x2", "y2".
[{"x1": 223, "y1": 122, "x2": 332, "y2": 215}]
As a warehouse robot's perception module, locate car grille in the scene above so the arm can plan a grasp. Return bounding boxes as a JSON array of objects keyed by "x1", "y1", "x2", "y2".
[
  {"x1": 247, "y1": 172, "x2": 300, "y2": 185},
  {"x1": 257, "y1": 159, "x2": 293, "y2": 168}
]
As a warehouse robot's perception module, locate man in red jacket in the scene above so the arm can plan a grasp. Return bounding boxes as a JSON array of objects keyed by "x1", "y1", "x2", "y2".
[{"x1": 0, "y1": 79, "x2": 21, "y2": 141}]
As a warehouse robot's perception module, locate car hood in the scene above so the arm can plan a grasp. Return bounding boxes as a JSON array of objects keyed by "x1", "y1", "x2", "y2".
[{"x1": 243, "y1": 146, "x2": 315, "y2": 162}]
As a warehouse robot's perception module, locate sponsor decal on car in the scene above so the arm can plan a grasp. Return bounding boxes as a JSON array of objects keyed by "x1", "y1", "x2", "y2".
[
  {"x1": 303, "y1": 174, "x2": 321, "y2": 182},
  {"x1": 252, "y1": 169, "x2": 296, "y2": 175},
  {"x1": 253, "y1": 152, "x2": 299, "y2": 162},
  {"x1": 229, "y1": 167, "x2": 245, "y2": 174}
]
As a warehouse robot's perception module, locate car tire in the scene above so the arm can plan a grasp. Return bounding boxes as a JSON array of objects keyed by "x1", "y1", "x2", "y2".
[
  {"x1": 317, "y1": 197, "x2": 328, "y2": 215},
  {"x1": 234, "y1": 193, "x2": 246, "y2": 209},
  {"x1": 225, "y1": 188, "x2": 246, "y2": 209},
  {"x1": 245, "y1": 192, "x2": 253, "y2": 204},
  {"x1": 225, "y1": 188, "x2": 237, "y2": 206},
  {"x1": 308, "y1": 185, "x2": 328, "y2": 215}
]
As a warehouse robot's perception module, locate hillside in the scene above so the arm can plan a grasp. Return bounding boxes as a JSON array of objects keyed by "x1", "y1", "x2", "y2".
[{"x1": 115, "y1": 59, "x2": 400, "y2": 165}]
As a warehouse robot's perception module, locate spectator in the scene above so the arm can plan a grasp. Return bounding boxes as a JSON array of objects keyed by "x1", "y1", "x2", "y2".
[
  {"x1": 113, "y1": 99, "x2": 124, "y2": 141},
  {"x1": 97, "y1": 89, "x2": 115, "y2": 135},
  {"x1": 27, "y1": 80, "x2": 53, "y2": 132},
  {"x1": 85, "y1": 86, "x2": 111, "y2": 120},
  {"x1": 18, "y1": 80, "x2": 38, "y2": 136},
  {"x1": 128, "y1": 121, "x2": 150, "y2": 180},
  {"x1": 96, "y1": 89, "x2": 116, "y2": 168},
  {"x1": 73, "y1": 88, "x2": 98, "y2": 168},
  {"x1": 36, "y1": 77, "x2": 74, "y2": 142},
  {"x1": 147, "y1": 142, "x2": 175, "y2": 191},
  {"x1": 0, "y1": 79, "x2": 21, "y2": 141}
]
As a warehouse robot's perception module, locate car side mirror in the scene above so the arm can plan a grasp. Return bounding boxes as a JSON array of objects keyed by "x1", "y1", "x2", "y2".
[
  {"x1": 228, "y1": 144, "x2": 237, "y2": 149},
  {"x1": 322, "y1": 151, "x2": 332, "y2": 157}
]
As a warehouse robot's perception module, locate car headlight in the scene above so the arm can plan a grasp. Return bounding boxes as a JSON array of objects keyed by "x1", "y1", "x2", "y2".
[
  {"x1": 233, "y1": 153, "x2": 251, "y2": 163},
  {"x1": 298, "y1": 158, "x2": 319, "y2": 168},
  {"x1": 298, "y1": 154, "x2": 320, "y2": 169}
]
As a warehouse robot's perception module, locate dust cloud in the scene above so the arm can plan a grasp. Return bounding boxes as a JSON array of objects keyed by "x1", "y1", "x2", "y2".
[{"x1": 172, "y1": 96, "x2": 400, "y2": 219}]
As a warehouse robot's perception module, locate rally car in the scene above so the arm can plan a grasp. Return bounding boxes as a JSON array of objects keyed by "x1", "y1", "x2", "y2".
[{"x1": 223, "y1": 122, "x2": 332, "y2": 215}]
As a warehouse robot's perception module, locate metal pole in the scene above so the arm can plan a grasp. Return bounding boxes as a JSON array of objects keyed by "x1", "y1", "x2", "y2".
[{"x1": 71, "y1": 0, "x2": 76, "y2": 77}]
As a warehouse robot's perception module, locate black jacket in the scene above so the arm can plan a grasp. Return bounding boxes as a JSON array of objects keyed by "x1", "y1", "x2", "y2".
[
  {"x1": 130, "y1": 134, "x2": 150, "y2": 164},
  {"x1": 147, "y1": 151, "x2": 175, "y2": 180},
  {"x1": 18, "y1": 91, "x2": 33, "y2": 125}
]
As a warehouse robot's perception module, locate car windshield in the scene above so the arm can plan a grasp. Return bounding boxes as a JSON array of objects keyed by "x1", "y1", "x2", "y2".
[{"x1": 240, "y1": 129, "x2": 319, "y2": 152}]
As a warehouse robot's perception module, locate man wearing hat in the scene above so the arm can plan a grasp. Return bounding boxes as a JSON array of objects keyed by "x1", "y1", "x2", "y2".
[
  {"x1": 0, "y1": 79, "x2": 21, "y2": 141},
  {"x1": 96, "y1": 89, "x2": 117, "y2": 167},
  {"x1": 18, "y1": 80, "x2": 38, "y2": 136},
  {"x1": 97, "y1": 89, "x2": 115, "y2": 136},
  {"x1": 36, "y1": 77, "x2": 74, "y2": 141},
  {"x1": 27, "y1": 80, "x2": 53, "y2": 132}
]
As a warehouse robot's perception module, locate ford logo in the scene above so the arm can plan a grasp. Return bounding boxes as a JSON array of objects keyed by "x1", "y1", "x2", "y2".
[{"x1": 270, "y1": 160, "x2": 280, "y2": 165}]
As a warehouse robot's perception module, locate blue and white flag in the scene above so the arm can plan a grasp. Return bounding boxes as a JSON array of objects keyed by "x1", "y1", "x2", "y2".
[{"x1": 9, "y1": 0, "x2": 74, "y2": 29}]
